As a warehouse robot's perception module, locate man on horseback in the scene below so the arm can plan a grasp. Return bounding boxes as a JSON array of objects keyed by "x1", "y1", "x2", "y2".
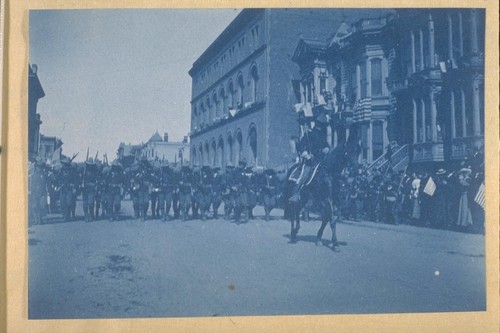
[{"x1": 289, "y1": 112, "x2": 330, "y2": 203}]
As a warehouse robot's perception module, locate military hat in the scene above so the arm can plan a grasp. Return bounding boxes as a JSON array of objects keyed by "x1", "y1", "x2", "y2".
[
  {"x1": 264, "y1": 168, "x2": 276, "y2": 175},
  {"x1": 436, "y1": 168, "x2": 446, "y2": 175}
]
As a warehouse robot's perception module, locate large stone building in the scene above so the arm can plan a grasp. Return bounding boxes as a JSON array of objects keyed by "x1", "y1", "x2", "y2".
[
  {"x1": 188, "y1": 8, "x2": 389, "y2": 169},
  {"x1": 292, "y1": 8, "x2": 484, "y2": 171}
]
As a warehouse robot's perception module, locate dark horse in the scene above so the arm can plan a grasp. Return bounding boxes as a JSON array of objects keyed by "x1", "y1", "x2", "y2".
[{"x1": 284, "y1": 143, "x2": 350, "y2": 251}]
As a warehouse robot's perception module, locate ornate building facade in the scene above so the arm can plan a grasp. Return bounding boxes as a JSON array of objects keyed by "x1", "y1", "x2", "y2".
[
  {"x1": 292, "y1": 8, "x2": 484, "y2": 171},
  {"x1": 189, "y1": 8, "x2": 388, "y2": 169}
]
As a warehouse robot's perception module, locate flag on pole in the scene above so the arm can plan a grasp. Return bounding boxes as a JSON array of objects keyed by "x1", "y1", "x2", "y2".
[
  {"x1": 423, "y1": 176, "x2": 436, "y2": 196},
  {"x1": 474, "y1": 182, "x2": 485, "y2": 210}
]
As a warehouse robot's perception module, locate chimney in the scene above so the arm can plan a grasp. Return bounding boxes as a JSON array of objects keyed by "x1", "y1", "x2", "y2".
[{"x1": 164, "y1": 132, "x2": 169, "y2": 142}]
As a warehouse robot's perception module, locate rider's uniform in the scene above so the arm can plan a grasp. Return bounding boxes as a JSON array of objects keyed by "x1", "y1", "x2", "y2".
[{"x1": 289, "y1": 118, "x2": 330, "y2": 202}]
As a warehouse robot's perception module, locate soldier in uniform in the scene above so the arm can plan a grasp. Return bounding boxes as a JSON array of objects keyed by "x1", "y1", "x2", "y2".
[
  {"x1": 171, "y1": 166, "x2": 182, "y2": 219},
  {"x1": 211, "y1": 167, "x2": 223, "y2": 219},
  {"x1": 58, "y1": 157, "x2": 78, "y2": 222},
  {"x1": 157, "y1": 163, "x2": 174, "y2": 221},
  {"x1": 179, "y1": 166, "x2": 193, "y2": 221},
  {"x1": 222, "y1": 165, "x2": 236, "y2": 220},
  {"x1": 198, "y1": 166, "x2": 213, "y2": 220},
  {"x1": 262, "y1": 168, "x2": 279, "y2": 221},
  {"x1": 106, "y1": 161, "x2": 124, "y2": 221},
  {"x1": 94, "y1": 159, "x2": 104, "y2": 219},
  {"x1": 150, "y1": 162, "x2": 162, "y2": 219},
  {"x1": 233, "y1": 160, "x2": 250, "y2": 222},
  {"x1": 82, "y1": 158, "x2": 98, "y2": 222},
  {"x1": 135, "y1": 157, "x2": 152, "y2": 221}
]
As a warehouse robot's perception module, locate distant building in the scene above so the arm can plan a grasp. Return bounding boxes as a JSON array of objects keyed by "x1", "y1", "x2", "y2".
[
  {"x1": 189, "y1": 8, "x2": 390, "y2": 169},
  {"x1": 37, "y1": 134, "x2": 63, "y2": 163},
  {"x1": 141, "y1": 131, "x2": 190, "y2": 164},
  {"x1": 28, "y1": 64, "x2": 45, "y2": 161},
  {"x1": 117, "y1": 132, "x2": 190, "y2": 165}
]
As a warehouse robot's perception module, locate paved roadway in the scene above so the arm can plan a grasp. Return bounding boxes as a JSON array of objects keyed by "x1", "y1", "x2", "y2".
[{"x1": 28, "y1": 200, "x2": 486, "y2": 319}]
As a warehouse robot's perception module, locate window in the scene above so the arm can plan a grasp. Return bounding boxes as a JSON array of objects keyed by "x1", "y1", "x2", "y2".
[
  {"x1": 213, "y1": 92, "x2": 219, "y2": 119},
  {"x1": 372, "y1": 121, "x2": 384, "y2": 160},
  {"x1": 248, "y1": 126, "x2": 257, "y2": 165},
  {"x1": 212, "y1": 141, "x2": 217, "y2": 166},
  {"x1": 371, "y1": 58, "x2": 383, "y2": 96},
  {"x1": 235, "y1": 131, "x2": 243, "y2": 164},
  {"x1": 250, "y1": 65, "x2": 259, "y2": 103},
  {"x1": 228, "y1": 81, "x2": 234, "y2": 110},
  {"x1": 217, "y1": 137, "x2": 224, "y2": 167},
  {"x1": 237, "y1": 74, "x2": 244, "y2": 107},
  {"x1": 360, "y1": 61, "x2": 367, "y2": 99},
  {"x1": 227, "y1": 134, "x2": 234, "y2": 165},
  {"x1": 219, "y1": 87, "x2": 226, "y2": 116}
]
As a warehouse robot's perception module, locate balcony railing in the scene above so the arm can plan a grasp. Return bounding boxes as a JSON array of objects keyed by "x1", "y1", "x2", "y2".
[{"x1": 367, "y1": 144, "x2": 409, "y2": 174}]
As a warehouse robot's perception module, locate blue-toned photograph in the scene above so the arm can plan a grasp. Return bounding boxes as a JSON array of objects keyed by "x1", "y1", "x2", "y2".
[{"x1": 28, "y1": 8, "x2": 486, "y2": 319}]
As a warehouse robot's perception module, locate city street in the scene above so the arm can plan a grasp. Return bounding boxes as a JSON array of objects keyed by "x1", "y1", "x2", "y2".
[{"x1": 28, "y1": 200, "x2": 486, "y2": 319}]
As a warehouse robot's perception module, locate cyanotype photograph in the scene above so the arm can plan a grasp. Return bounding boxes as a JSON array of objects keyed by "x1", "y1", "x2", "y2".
[{"x1": 28, "y1": 8, "x2": 486, "y2": 319}]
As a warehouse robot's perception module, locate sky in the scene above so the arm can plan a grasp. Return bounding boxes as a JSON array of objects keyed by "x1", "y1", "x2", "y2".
[{"x1": 30, "y1": 9, "x2": 241, "y2": 162}]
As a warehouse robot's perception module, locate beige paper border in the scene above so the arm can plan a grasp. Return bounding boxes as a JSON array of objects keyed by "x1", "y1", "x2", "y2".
[{"x1": 3, "y1": 1, "x2": 499, "y2": 332}]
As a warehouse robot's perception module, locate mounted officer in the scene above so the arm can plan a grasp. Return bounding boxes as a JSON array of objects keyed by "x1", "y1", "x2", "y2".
[
  {"x1": 288, "y1": 112, "x2": 330, "y2": 203},
  {"x1": 82, "y1": 157, "x2": 99, "y2": 222}
]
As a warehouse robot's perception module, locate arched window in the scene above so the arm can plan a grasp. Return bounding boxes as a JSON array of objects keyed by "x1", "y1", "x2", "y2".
[
  {"x1": 217, "y1": 136, "x2": 224, "y2": 168},
  {"x1": 204, "y1": 141, "x2": 210, "y2": 166},
  {"x1": 228, "y1": 81, "x2": 234, "y2": 111},
  {"x1": 211, "y1": 140, "x2": 217, "y2": 166},
  {"x1": 250, "y1": 65, "x2": 259, "y2": 103},
  {"x1": 200, "y1": 102, "x2": 205, "y2": 126},
  {"x1": 235, "y1": 130, "x2": 243, "y2": 164},
  {"x1": 193, "y1": 106, "x2": 198, "y2": 130},
  {"x1": 199, "y1": 144, "x2": 203, "y2": 166},
  {"x1": 237, "y1": 74, "x2": 244, "y2": 108},
  {"x1": 191, "y1": 148, "x2": 197, "y2": 166},
  {"x1": 212, "y1": 91, "x2": 218, "y2": 121},
  {"x1": 227, "y1": 134, "x2": 234, "y2": 166},
  {"x1": 219, "y1": 87, "x2": 226, "y2": 118},
  {"x1": 206, "y1": 96, "x2": 212, "y2": 123},
  {"x1": 247, "y1": 125, "x2": 257, "y2": 165}
]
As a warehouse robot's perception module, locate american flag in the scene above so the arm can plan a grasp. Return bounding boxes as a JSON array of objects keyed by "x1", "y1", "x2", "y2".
[
  {"x1": 423, "y1": 177, "x2": 436, "y2": 196},
  {"x1": 474, "y1": 182, "x2": 485, "y2": 210}
]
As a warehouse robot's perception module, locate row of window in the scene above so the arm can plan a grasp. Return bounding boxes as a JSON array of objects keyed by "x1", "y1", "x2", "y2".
[
  {"x1": 192, "y1": 65, "x2": 259, "y2": 131},
  {"x1": 195, "y1": 24, "x2": 261, "y2": 91},
  {"x1": 402, "y1": 10, "x2": 484, "y2": 77},
  {"x1": 191, "y1": 125, "x2": 258, "y2": 167}
]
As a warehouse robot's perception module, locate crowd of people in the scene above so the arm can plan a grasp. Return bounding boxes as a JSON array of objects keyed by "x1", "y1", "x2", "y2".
[{"x1": 28, "y1": 146, "x2": 484, "y2": 235}]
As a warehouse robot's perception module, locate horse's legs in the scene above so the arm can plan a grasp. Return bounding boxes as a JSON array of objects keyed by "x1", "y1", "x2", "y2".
[
  {"x1": 330, "y1": 201, "x2": 340, "y2": 252},
  {"x1": 316, "y1": 202, "x2": 329, "y2": 245}
]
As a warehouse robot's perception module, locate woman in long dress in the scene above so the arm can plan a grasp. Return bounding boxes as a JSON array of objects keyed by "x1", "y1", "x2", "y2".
[{"x1": 456, "y1": 168, "x2": 473, "y2": 228}]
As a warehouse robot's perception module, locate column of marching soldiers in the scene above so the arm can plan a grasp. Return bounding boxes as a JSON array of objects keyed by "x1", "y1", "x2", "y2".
[{"x1": 28, "y1": 149, "x2": 484, "y2": 234}]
